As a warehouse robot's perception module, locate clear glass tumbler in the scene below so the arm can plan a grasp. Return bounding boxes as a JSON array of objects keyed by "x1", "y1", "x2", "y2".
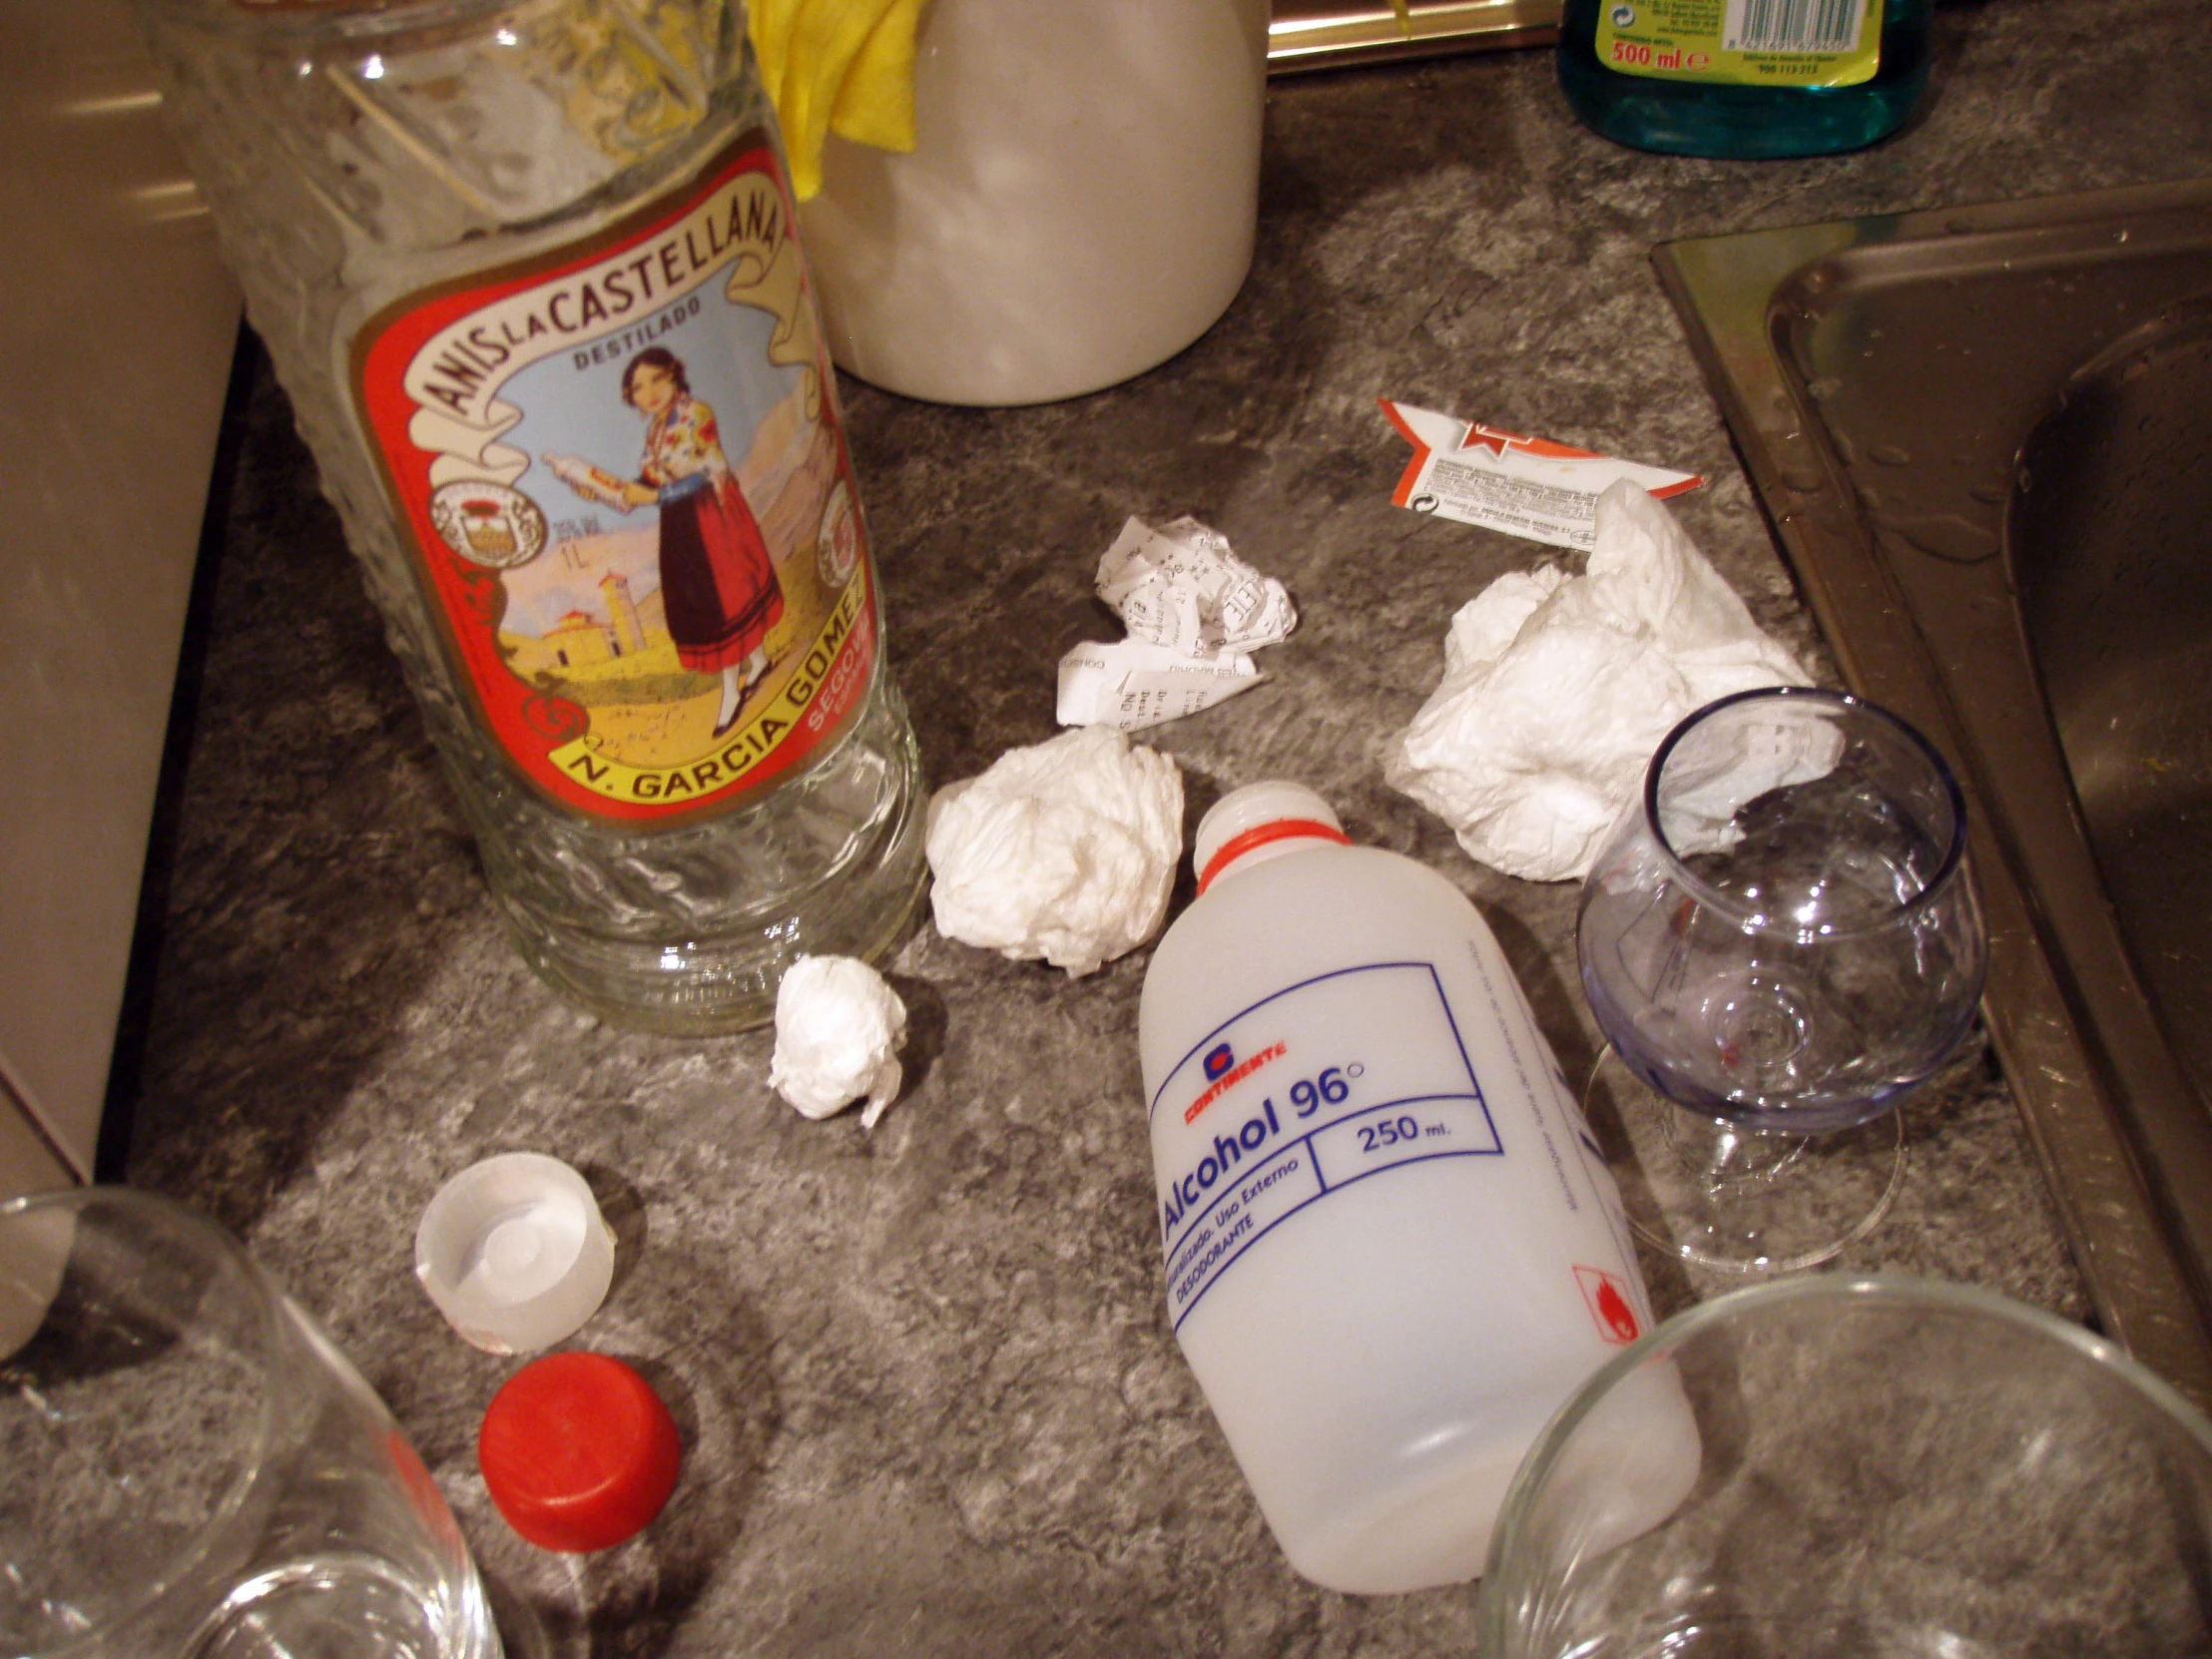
[
  {"x1": 1480, "y1": 1275, "x2": 2212, "y2": 1658},
  {"x1": 0, "y1": 1188, "x2": 500, "y2": 1659}
]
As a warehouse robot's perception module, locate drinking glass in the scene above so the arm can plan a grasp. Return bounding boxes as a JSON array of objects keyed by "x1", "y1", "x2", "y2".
[
  {"x1": 1576, "y1": 687, "x2": 1986, "y2": 1270},
  {"x1": 0, "y1": 1187, "x2": 500, "y2": 1659},
  {"x1": 1478, "y1": 1276, "x2": 2212, "y2": 1659}
]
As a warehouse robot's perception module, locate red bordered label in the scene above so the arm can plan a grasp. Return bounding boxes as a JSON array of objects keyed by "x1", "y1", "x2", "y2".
[
  {"x1": 352, "y1": 135, "x2": 875, "y2": 823},
  {"x1": 1574, "y1": 1265, "x2": 1644, "y2": 1346}
]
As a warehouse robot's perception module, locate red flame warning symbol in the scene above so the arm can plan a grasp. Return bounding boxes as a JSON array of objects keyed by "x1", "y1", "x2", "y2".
[{"x1": 1574, "y1": 1266, "x2": 1643, "y2": 1346}]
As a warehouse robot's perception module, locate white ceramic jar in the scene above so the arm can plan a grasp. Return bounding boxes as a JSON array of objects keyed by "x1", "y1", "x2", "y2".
[{"x1": 800, "y1": 0, "x2": 1272, "y2": 406}]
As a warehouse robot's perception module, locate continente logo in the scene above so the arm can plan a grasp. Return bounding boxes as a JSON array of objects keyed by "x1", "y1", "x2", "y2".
[{"x1": 1182, "y1": 1040, "x2": 1287, "y2": 1126}]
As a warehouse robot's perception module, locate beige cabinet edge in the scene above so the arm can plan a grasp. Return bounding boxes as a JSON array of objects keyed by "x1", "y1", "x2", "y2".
[{"x1": 0, "y1": 0, "x2": 243, "y2": 1191}]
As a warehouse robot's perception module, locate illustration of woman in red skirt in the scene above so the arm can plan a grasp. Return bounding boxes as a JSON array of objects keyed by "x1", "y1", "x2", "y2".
[{"x1": 547, "y1": 347, "x2": 784, "y2": 738}]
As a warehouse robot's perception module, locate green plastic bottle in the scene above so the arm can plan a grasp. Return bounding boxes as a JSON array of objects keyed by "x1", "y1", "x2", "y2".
[{"x1": 1558, "y1": 0, "x2": 1933, "y2": 158}]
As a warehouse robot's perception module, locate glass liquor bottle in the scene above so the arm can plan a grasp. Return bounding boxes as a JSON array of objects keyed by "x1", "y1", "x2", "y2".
[{"x1": 132, "y1": 0, "x2": 928, "y2": 1033}]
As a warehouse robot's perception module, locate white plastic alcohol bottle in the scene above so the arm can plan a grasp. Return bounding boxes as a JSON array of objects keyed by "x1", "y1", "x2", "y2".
[{"x1": 1138, "y1": 781, "x2": 1657, "y2": 1594}]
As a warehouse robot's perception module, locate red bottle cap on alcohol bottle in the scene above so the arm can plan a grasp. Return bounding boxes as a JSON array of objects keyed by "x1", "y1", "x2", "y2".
[
  {"x1": 1193, "y1": 781, "x2": 1351, "y2": 894},
  {"x1": 478, "y1": 1352, "x2": 682, "y2": 1551}
]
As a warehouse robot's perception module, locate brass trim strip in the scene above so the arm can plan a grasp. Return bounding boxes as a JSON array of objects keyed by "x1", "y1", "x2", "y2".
[{"x1": 1269, "y1": 0, "x2": 1561, "y2": 72}]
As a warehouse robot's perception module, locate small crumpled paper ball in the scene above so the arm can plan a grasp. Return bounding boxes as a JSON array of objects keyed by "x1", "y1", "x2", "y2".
[
  {"x1": 924, "y1": 727, "x2": 1184, "y2": 977},
  {"x1": 768, "y1": 955, "x2": 908, "y2": 1128}
]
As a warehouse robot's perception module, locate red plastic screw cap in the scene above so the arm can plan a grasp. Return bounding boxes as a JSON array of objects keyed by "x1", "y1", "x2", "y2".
[{"x1": 479, "y1": 1352, "x2": 682, "y2": 1551}]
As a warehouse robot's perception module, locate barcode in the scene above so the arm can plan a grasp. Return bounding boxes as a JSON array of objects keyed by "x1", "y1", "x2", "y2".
[{"x1": 1724, "y1": 0, "x2": 1865, "y2": 52}]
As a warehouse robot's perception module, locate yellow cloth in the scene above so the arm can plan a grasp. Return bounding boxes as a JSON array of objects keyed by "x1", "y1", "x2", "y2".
[{"x1": 750, "y1": 0, "x2": 926, "y2": 200}]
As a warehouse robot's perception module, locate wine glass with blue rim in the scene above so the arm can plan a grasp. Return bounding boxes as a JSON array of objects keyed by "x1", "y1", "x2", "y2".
[{"x1": 1576, "y1": 686, "x2": 1988, "y2": 1272}]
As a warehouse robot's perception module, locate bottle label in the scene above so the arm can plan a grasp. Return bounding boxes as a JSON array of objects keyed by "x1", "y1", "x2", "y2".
[
  {"x1": 1149, "y1": 961, "x2": 1507, "y2": 1331},
  {"x1": 351, "y1": 134, "x2": 876, "y2": 822},
  {"x1": 1593, "y1": 0, "x2": 1881, "y2": 87}
]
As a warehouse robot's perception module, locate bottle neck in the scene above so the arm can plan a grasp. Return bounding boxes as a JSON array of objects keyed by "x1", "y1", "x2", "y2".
[{"x1": 1196, "y1": 819, "x2": 1351, "y2": 895}]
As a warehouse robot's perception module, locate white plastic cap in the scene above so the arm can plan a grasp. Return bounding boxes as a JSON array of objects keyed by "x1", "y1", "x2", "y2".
[
  {"x1": 1193, "y1": 781, "x2": 1347, "y2": 892},
  {"x1": 414, "y1": 1154, "x2": 616, "y2": 1356}
]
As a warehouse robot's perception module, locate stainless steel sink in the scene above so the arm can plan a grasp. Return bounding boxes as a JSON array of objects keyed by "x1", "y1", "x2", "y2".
[
  {"x1": 2013, "y1": 299, "x2": 2212, "y2": 1123},
  {"x1": 1657, "y1": 179, "x2": 2212, "y2": 1408}
]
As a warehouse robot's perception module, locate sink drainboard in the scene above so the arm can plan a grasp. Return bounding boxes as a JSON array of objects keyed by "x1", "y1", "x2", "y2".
[{"x1": 1657, "y1": 179, "x2": 2212, "y2": 1410}]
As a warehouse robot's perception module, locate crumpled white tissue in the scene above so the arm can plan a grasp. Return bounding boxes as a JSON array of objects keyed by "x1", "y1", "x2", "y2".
[
  {"x1": 925, "y1": 727, "x2": 1184, "y2": 976},
  {"x1": 1383, "y1": 480, "x2": 1809, "y2": 883},
  {"x1": 769, "y1": 955, "x2": 908, "y2": 1128},
  {"x1": 1057, "y1": 518, "x2": 1296, "y2": 732}
]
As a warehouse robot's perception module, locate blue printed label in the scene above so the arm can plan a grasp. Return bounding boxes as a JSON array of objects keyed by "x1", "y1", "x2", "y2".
[{"x1": 1150, "y1": 962, "x2": 1503, "y2": 1330}]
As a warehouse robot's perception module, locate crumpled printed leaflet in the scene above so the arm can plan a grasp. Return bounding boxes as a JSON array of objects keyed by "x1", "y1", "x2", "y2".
[
  {"x1": 1380, "y1": 400, "x2": 1704, "y2": 551},
  {"x1": 1057, "y1": 517, "x2": 1296, "y2": 732},
  {"x1": 1383, "y1": 480, "x2": 1809, "y2": 883}
]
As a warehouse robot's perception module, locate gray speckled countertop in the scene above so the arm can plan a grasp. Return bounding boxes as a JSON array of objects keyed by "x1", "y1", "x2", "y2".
[{"x1": 121, "y1": 6, "x2": 2212, "y2": 1655}]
